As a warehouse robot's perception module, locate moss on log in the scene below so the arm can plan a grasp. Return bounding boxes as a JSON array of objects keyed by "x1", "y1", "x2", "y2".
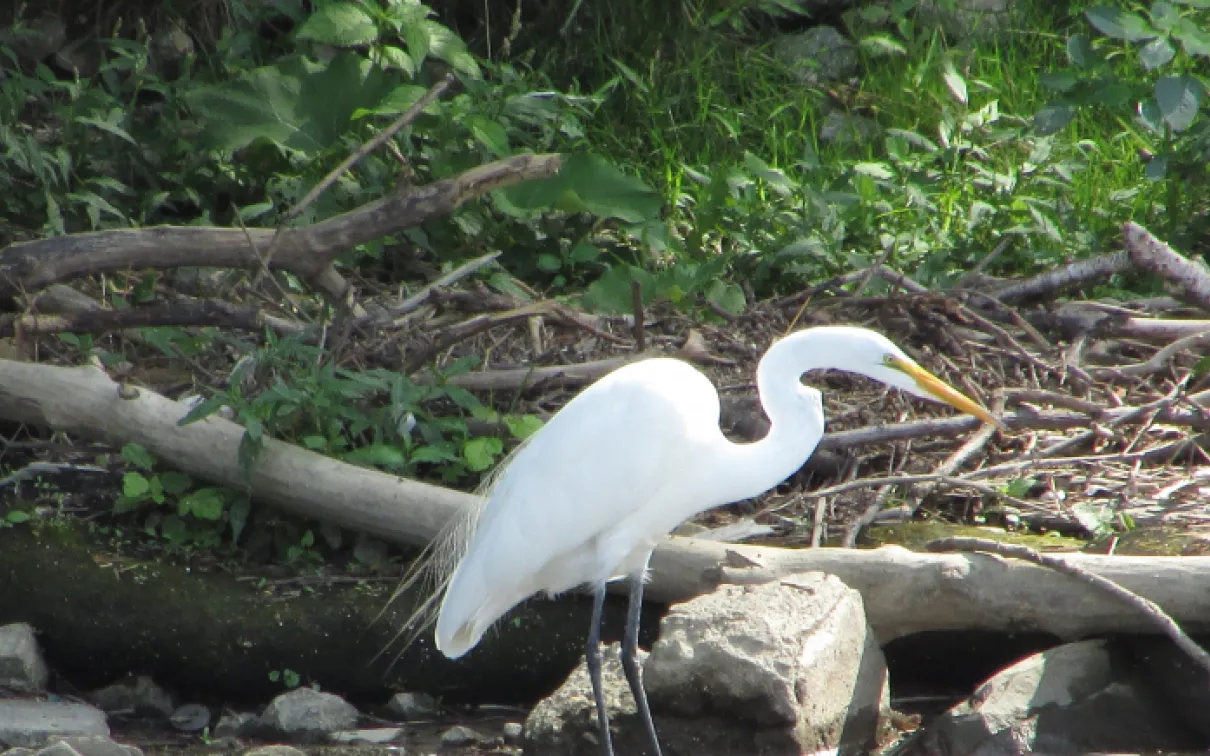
[{"x1": 0, "y1": 520, "x2": 658, "y2": 704}]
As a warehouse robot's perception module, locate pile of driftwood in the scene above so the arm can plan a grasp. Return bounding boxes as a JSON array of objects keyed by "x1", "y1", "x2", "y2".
[{"x1": 3, "y1": 74, "x2": 1210, "y2": 682}]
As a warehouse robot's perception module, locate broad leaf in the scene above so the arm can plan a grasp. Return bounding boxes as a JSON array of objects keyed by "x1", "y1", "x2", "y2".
[
  {"x1": 1155, "y1": 74, "x2": 1201, "y2": 131},
  {"x1": 186, "y1": 52, "x2": 394, "y2": 155},
  {"x1": 500, "y1": 152, "x2": 662, "y2": 226},
  {"x1": 1138, "y1": 36, "x2": 1176, "y2": 70},
  {"x1": 1085, "y1": 6, "x2": 1158, "y2": 41},
  {"x1": 295, "y1": 3, "x2": 379, "y2": 46},
  {"x1": 1033, "y1": 102, "x2": 1076, "y2": 135}
]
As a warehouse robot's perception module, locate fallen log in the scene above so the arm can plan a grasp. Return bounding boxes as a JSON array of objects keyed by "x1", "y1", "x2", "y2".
[{"x1": 2, "y1": 358, "x2": 1210, "y2": 647}]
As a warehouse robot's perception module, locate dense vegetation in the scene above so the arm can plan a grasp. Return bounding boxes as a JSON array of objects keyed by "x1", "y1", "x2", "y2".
[{"x1": 2, "y1": 0, "x2": 1209, "y2": 560}]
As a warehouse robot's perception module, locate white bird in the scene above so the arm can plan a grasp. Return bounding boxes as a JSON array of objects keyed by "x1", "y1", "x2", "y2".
[{"x1": 426, "y1": 325, "x2": 1003, "y2": 756}]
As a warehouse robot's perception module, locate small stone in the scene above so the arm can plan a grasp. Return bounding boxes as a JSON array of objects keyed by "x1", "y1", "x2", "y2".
[
  {"x1": 385, "y1": 691, "x2": 437, "y2": 720},
  {"x1": 0, "y1": 623, "x2": 49, "y2": 692},
  {"x1": 327, "y1": 728, "x2": 403, "y2": 745},
  {"x1": 440, "y1": 725, "x2": 482, "y2": 747},
  {"x1": 41, "y1": 736, "x2": 141, "y2": 756},
  {"x1": 502, "y1": 722, "x2": 523, "y2": 745},
  {"x1": 258, "y1": 688, "x2": 359, "y2": 738},
  {"x1": 241, "y1": 747, "x2": 307, "y2": 756},
  {"x1": 212, "y1": 711, "x2": 256, "y2": 738},
  {"x1": 168, "y1": 704, "x2": 210, "y2": 732},
  {"x1": 0, "y1": 701, "x2": 109, "y2": 749},
  {"x1": 88, "y1": 676, "x2": 173, "y2": 717}
]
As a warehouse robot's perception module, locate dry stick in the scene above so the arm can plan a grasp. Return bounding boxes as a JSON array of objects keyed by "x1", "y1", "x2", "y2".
[
  {"x1": 927, "y1": 537, "x2": 1210, "y2": 676},
  {"x1": 958, "y1": 303, "x2": 1057, "y2": 377},
  {"x1": 0, "y1": 299, "x2": 309, "y2": 337},
  {"x1": 1124, "y1": 221, "x2": 1210, "y2": 311},
  {"x1": 1031, "y1": 381, "x2": 1186, "y2": 461},
  {"x1": 250, "y1": 74, "x2": 460, "y2": 303},
  {"x1": 990, "y1": 250, "x2": 1131, "y2": 304},
  {"x1": 810, "y1": 496, "x2": 828, "y2": 548},
  {"x1": 287, "y1": 74, "x2": 458, "y2": 225},
  {"x1": 631, "y1": 280, "x2": 646, "y2": 352},
  {"x1": 392, "y1": 251, "x2": 503, "y2": 318},
  {"x1": 400, "y1": 302, "x2": 552, "y2": 376},
  {"x1": 958, "y1": 288, "x2": 1052, "y2": 351},
  {"x1": 964, "y1": 237, "x2": 1012, "y2": 281},
  {"x1": 812, "y1": 473, "x2": 1049, "y2": 515},
  {"x1": 1091, "y1": 329, "x2": 1210, "y2": 380},
  {"x1": 843, "y1": 486, "x2": 894, "y2": 548}
]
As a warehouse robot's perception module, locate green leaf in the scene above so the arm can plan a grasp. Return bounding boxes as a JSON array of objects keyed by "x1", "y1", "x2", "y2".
[
  {"x1": 1155, "y1": 74, "x2": 1201, "y2": 131},
  {"x1": 859, "y1": 34, "x2": 907, "y2": 57},
  {"x1": 941, "y1": 58, "x2": 968, "y2": 104},
  {"x1": 537, "y1": 253, "x2": 562, "y2": 272},
  {"x1": 229, "y1": 496, "x2": 251, "y2": 543},
  {"x1": 1138, "y1": 36, "x2": 1176, "y2": 69},
  {"x1": 160, "y1": 514, "x2": 189, "y2": 542},
  {"x1": 853, "y1": 162, "x2": 895, "y2": 180},
  {"x1": 180, "y1": 488, "x2": 226, "y2": 520},
  {"x1": 1067, "y1": 34, "x2": 1096, "y2": 67},
  {"x1": 178, "y1": 396, "x2": 228, "y2": 426},
  {"x1": 499, "y1": 152, "x2": 662, "y2": 226},
  {"x1": 504, "y1": 414, "x2": 544, "y2": 440},
  {"x1": 122, "y1": 443, "x2": 156, "y2": 470},
  {"x1": 1040, "y1": 70, "x2": 1080, "y2": 92},
  {"x1": 76, "y1": 112, "x2": 138, "y2": 146},
  {"x1": 1033, "y1": 102, "x2": 1076, "y2": 135},
  {"x1": 159, "y1": 472, "x2": 193, "y2": 496},
  {"x1": 1151, "y1": 1, "x2": 1181, "y2": 31},
  {"x1": 464, "y1": 437, "x2": 504, "y2": 472},
  {"x1": 468, "y1": 115, "x2": 510, "y2": 157},
  {"x1": 705, "y1": 281, "x2": 747, "y2": 315},
  {"x1": 1085, "y1": 6, "x2": 1158, "y2": 41},
  {"x1": 295, "y1": 3, "x2": 379, "y2": 46},
  {"x1": 355, "y1": 84, "x2": 428, "y2": 119},
  {"x1": 377, "y1": 45, "x2": 415, "y2": 76},
  {"x1": 1193, "y1": 354, "x2": 1210, "y2": 377},
  {"x1": 1145, "y1": 154, "x2": 1170, "y2": 180},
  {"x1": 344, "y1": 444, "x2": 406, "y2": 468},
  {"x1": 426, "y1": 21, "x2": 481, "y2": 78},
  {"x1": 1173, "y1": 17, "x2": 1210, "y2": 55},
  {"x1": 186, "y1": 52, "x2": 394, "y2": 155},
  {"x1": 410, "y1": 445, "x2": 460, "y2": 464},
  {"x1": 123, "y1": 472, "x2": 151, "y2": 498},
  {"x1": 1138, "y1": 97, "x2": 1166, "y2": 132},
  {"x1": 569, "y1": 243, "x2": 602, "y2": 264},
  {"x1": 5, "y1": 510, "x2": 31, "y2": 524}
]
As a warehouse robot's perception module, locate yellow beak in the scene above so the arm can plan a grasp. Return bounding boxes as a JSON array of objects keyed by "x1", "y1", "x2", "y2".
[{"x1": 890, "y1": 356, "x2": 1006, "y2": 432}]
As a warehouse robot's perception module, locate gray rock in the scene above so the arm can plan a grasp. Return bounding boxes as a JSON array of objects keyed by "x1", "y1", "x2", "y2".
[
  {"x1": 502, "y1": 722, "x2": 524, "y2": 745},
  {"x1": 440, "y1": 725, "x2": 483, "y2": 747},
  {"x1": 258, "y1": 688, "x2": 359, "y2": 739},
  {"x1": 212, "y1": 710, "x2": 256, "y2": 737},
  {"x1": 0, "y1": 15, "x2": 67, "y2": 63},
  {"x1": 772, "y1": 26, "x2": 859, "y2": 86},
  {"x1": 0, "y1": 702, "x2": 109, "y2": 748},
  {"x1": 646, "y1": 573, "x2": 889, "y2": 751},
  {"x1": 38, "y1": 736, "x2": 140, "y2": 756},
  {"x1": 168, "y1": 704, "x2": 210, "y2": 732},
  {"x1": 0, "y1": 623, "x2": 48, "y2": 692},
  {"x1": 919, "y1": 0, "x2": 1020, "y2": 40},
  {"x1": 526, "y1": 573, "x2": 889, "y2": 756},
  {"x1": 910, "y1": 639, "x2": 1205, "y2": 755},
  {"x1": 819, "y1": 112, "x2": 881, "y2": 146},
  {"x1": 241, "y1": 747, "x2": 307, "y2": 756},
  {"x1": 384, "y1": 690, "x2": 437, "y2": 720},
  {"x1": 30, "y1": 744, "x2": 79, "y2": 756},
  {"x1": 327, "y1": 728, "x2": 403, "y2": 745},
  {"x1": 87, "y1": 676, "x2": 173, "y2": 717}
]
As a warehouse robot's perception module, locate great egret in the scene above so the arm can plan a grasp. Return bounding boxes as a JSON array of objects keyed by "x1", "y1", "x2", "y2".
[{"x1": 428, "y1": 326, "x2": 1002, "y2": 756}]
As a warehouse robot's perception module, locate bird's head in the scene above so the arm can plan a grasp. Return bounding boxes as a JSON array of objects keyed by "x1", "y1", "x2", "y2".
[{"x1": 783, "y1": 326, "x2": 1006, "y2": 431}]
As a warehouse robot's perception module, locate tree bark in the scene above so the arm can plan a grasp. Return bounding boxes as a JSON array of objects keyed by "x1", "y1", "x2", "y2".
[{"x1": 3, "y1": 358, "x2": 1210, "y2": 648}]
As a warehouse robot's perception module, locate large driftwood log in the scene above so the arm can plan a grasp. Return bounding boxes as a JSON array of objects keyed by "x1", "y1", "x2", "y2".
[
  {"x1": 4, "y1": 358, "x2": 1210, "y2": 645},
  {"x1": 0, "y1": 153, "x2": 561, "y2": 298}
]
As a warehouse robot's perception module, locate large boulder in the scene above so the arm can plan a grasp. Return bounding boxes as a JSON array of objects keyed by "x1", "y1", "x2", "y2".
[{"x1": 525, "y1": 572, "x2": 891, "y2": 755}]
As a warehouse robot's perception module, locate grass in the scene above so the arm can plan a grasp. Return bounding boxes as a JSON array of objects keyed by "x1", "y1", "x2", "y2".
[{"x1": 523, "y1": 0, "x2": 1186, "y2": 295}]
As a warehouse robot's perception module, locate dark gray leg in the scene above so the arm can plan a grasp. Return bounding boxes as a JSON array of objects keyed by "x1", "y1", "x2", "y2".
[
  {"x1": 622, "y1": 575, "x2": 664, "y2": 756},
  {"x1": 587, "y1": 582, "x2": 614, "y2": 756}
]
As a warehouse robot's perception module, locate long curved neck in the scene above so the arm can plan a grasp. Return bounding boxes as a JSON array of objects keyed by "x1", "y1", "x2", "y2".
[{"x1": 694, "y1": 334, "x2": 828, "y2": 510}]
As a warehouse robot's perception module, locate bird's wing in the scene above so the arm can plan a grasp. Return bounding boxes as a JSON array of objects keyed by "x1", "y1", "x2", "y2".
[{"x1": 435, "y1": 358, "x2": 719, "y2": 657}]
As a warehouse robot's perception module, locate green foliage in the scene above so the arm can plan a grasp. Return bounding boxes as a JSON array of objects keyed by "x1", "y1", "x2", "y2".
[
  {"x1": 177, "y1": 332, "x2": 543, "y2": 484},
  {"x1": 113, "y1": 443, "x2": 248, "y2": 548},
  {"x1": 1035, "y1": 1, "x2": 1210, "y2": 221},
  {"x1": 268, "y1": 668, "x2": 303, "y2": 688}
]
